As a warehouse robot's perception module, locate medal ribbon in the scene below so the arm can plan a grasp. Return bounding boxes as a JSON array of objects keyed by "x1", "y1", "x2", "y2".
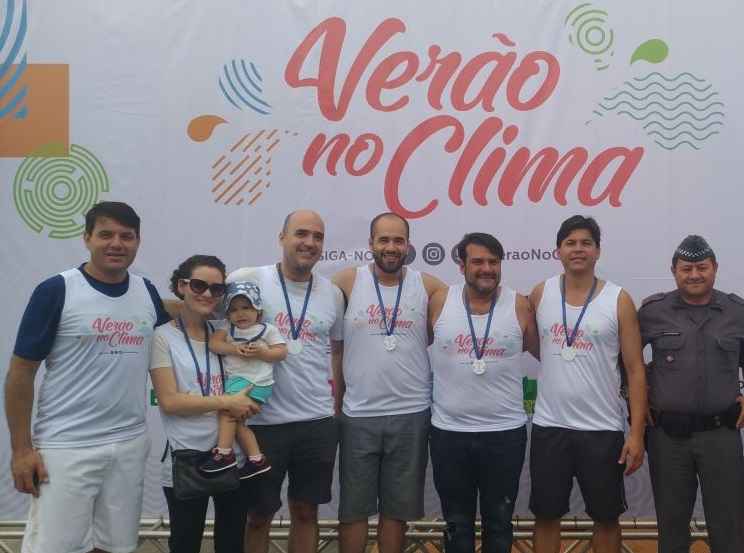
[
  {"x1": 463, "y1": 287, "x2": 498, "y2": 361},
  {"x1": 178, "y1": 316, "x2": 212, "y2": 397},
  {"x1": 372, "y1": 267, "x2": 404, "y2": 337},
  {"x1": 277, "y1": 263, "x2": 313, "y2": 341},
  {"x1": 560, "y1": 276, "x2": 597, "y2": 348}
]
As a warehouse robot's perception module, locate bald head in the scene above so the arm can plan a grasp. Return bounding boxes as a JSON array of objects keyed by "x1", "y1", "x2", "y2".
[
  {"x1": 282, "y1": 209, "x2": 324, "y2": 235},
  {"x1": 370, "y1": 212, "x2": 409, "y2": 239}
]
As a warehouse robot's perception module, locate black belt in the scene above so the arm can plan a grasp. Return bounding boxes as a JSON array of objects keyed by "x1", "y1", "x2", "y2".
[{"x1": 651, "y1": 403, "x2": 740, "y2": 438}]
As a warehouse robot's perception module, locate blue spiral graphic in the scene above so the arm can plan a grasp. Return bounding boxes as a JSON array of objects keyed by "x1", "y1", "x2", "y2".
[
  {"x1": 218, "y1": 59, "x2": 271, "y2": 115},
  {"x1": 0, "y1": 0, "x2": 29, "y2": 119}
]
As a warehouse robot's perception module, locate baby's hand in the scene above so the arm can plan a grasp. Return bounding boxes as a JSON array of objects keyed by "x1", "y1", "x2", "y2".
[{"x1": 236, "y1": 343, "x2": 255, "y2": 357}]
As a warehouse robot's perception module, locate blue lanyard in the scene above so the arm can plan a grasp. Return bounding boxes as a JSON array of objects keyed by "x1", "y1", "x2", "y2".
[
  {"x1": 230, "y1": 323, "x2": 267, "y2": 343},
  {"x1": 463, "y1": 287, "x2": 498, "y2": 361},
  {"x1": 177, "y1": 317, "x2": 211, "y2": 397},
  {"x1": 372, "y1": 267, "x2": 404, "y2": 337},
  {"x1": 277, "y1": 264, "x2": 313, "y2": 340},
  {"x1": 560, "y1": 276, "x2": 597, "y2": 348}
]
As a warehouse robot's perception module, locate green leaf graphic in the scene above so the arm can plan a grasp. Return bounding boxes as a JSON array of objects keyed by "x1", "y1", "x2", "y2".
[{"x1": 630, "y1": 39, "x2": 669, "y2": 65}]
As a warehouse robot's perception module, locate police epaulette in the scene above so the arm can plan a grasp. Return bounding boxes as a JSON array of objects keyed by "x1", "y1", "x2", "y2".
[
  {"x1": 728, "y1": 293, "x2": 744, "y2": 305},
  {"x1": 641, "y1": 292, "x2": 666, "y2": 307}
]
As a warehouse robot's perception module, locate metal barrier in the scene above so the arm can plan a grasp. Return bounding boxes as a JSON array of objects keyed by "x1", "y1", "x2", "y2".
[{"x1": 0, "y1": 518, "x2": 712, "y2": 553}]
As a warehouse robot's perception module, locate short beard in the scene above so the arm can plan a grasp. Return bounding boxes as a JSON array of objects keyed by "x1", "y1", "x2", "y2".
[{"x1": 373, "y1": 251, "x2": 405, "y2": 275}]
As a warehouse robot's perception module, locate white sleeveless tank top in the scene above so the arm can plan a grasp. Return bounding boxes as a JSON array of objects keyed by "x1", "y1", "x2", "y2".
[
  {"x1": 342, "y1": 265, "x2": 430, "y2": 417},
  {"x1": 533, "y1": 275, "x2": 625, "y2": 431},
  {"x1": 430, "y1": 284, "x2": 527, "y2": 431}
]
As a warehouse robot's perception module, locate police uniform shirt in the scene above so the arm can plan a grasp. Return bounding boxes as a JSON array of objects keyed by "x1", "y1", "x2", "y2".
[{"x1": 638, "y1": 289, "x2": 744, "y2": 415}]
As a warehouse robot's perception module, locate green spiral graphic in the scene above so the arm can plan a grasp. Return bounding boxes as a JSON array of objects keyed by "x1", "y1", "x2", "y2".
[
  {"x1": 13, "y1": 144, "x2": 110, "y2": 239},
  {"x1": 566, "y1": 3, "x2": 615, "y2": 70}
]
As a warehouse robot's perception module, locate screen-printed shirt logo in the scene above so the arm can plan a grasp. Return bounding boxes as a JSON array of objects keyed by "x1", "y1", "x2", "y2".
[
  {"x1": 548, "y1": 322, "x2": 594, "y2": 352},
  {"x1": 91, "y1": 317, "x2": 147, "y2": 350}
]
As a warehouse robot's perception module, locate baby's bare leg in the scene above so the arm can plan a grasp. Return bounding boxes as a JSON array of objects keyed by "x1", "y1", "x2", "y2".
[
  {"x1": 236, "y1": 425, "x2": 261, "y2": 457},
  {"x1": 217, "y1": 410, "x2": 237, "y2": 450}
]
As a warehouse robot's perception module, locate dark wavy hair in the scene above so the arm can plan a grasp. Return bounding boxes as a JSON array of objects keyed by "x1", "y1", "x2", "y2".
[
  {"x1": 456, "y1": 232, "x2": 504, "y2": 263},
  {"x1": 169, "y1": 255, "x2": 226, "y2": 299}
]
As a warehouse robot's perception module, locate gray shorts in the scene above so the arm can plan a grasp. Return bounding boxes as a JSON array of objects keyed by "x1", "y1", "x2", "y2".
[{"x1": 339, "y1": 409, "x2": 430, "y2": 522}]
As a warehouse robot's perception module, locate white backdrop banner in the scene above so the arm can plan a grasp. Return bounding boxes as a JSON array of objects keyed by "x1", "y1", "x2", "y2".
[{"x1": 2, "y1": 0, "x2": 743, "y2": 519}]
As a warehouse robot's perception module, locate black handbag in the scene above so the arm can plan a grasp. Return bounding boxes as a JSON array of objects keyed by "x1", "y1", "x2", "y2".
[
  {"x1": 169, "y1": 446, "x2": 239, "y2": 501},
  {"x1": 161, "y1": 320, "x2": 240, "y2": 500}
]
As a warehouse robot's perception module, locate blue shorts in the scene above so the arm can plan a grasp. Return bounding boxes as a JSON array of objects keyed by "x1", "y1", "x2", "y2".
[{"x1": 224, "y1": 375, "x2": 273, "y2": 403}]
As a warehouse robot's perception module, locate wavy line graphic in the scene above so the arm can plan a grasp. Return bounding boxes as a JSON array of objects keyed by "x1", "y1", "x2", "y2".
[
  {"x1": 655, "y1": 140, "x2": 699, "y2": 151},
  {"x1": 599, "y1": 100, "x2": 725, "y2": 112},
  {"x1": 602, "y1": 90, "x2": 719, "y2": 103},
  {"x1": 218, "y1": 59, "x2": 271, "y2": 115},
  {"x1": 590, "y1": 72, "x2": 725, "y2": 151},
  {"x1": 623, "y1": 80, "x2": 711, "y2": 93},
  {"x1": 642, "y1": 120, "x2": 723, "y2": 132},
  {"x1": 647, "y1": 129, "x2": 719, "y2": 142},
  {"x1": 634, "y1": 72, "x2": 705, "y2": 82},
  {"x1": 0, "y1": 0, "x2": 29, "y2": 119},
  {"x1": 617, "y1": 109, "x2": 725, "y2": 122}
]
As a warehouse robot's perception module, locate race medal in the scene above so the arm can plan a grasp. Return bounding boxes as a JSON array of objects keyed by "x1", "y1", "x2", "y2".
[
  {"x1": 287, "y1": 339, "x2": 303, "y2": 355},
  {"x1": 560, "y1": 275, "x2": 597, "y2": 364},
  {"x1": 472, "y1": 358, "x2": 486, "y2": 375},
  {"x1": 383, "y1": 335, "x2": 397, "y2": 352},
  {"x1": 463, "y1": 287, "x2": 498, "y2": 377},
  {"x1": 561, "y1": 346, "x2": 577, "y2": 362},
  {"x1": 372, "y1": 267, "x2": 404, "y2": 354}
]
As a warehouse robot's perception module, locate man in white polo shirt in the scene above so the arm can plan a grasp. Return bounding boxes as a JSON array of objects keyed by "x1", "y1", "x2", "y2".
[
  {"x1": 333, "y1": 212, "x2": 446, "y2": 553},
  {"x1": 227, "y1": 210, "x2": 345, "y2": 553},
  {"x1": 5, "y1": 201, "x2": 171, "y2": 553},
  {"x1": 528, "y1": 215, "x2": 647, "y2": 553},
  {"x1": 428, "y1": 232, "x2": 538, "y2": 553}
]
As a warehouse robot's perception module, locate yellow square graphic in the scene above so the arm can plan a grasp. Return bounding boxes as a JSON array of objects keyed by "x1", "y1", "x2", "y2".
[{"x1": 0, "y1": 64, "x2": 69, "y2": 157}]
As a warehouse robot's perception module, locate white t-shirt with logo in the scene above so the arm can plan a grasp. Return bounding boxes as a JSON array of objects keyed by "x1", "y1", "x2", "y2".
[
  {"x1": 150, "y1": 323, "x2": 244, "y2": 487},
  {"x1": 33, "y1": 269, "x2": 156, "y2": 448},
  {"x1": 227, "y1": 265, "x2": 344, "y2": 424},
  {"x1": 213, "y1": 320, "x2": 285, "y2": 386}
]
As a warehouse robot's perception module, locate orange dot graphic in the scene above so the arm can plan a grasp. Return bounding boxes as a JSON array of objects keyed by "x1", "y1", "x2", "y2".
[{"x1": 187, "y1": 115, "x2": 228, "y2": 142}]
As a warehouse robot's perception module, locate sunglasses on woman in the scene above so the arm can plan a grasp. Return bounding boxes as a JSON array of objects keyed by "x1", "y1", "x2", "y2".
[{"x1": 180, "y1": 278, "x2": 227, "y2": 298}]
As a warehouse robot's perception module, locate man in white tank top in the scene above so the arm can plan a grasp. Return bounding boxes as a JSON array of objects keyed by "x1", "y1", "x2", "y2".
[
  {"x1": 527, "y1": 215, "x2": 647, "y2": 553},
  {"x1": 333, "y1": 213, "x2": 446, "y2": 553},
  {"x1": 5, "y1": 202, "x2": 171, "y2": 553},
  {"x1": 428, "y1": 232, "x2": 538, "y2": 553}
]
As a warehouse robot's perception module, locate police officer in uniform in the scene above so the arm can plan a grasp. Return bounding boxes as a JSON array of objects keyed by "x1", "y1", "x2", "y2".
[{"x1": 639, "y1": 235, "x2": 744, "y2": 553}]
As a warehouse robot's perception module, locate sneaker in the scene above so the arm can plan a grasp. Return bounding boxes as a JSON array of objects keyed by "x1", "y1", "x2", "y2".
[
  {"x1": 200, "y1": 449, "x2": 237, "y2": 473},
  {"x1": 238, "y1": 457, "x2": 272, "y2": 479}
]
